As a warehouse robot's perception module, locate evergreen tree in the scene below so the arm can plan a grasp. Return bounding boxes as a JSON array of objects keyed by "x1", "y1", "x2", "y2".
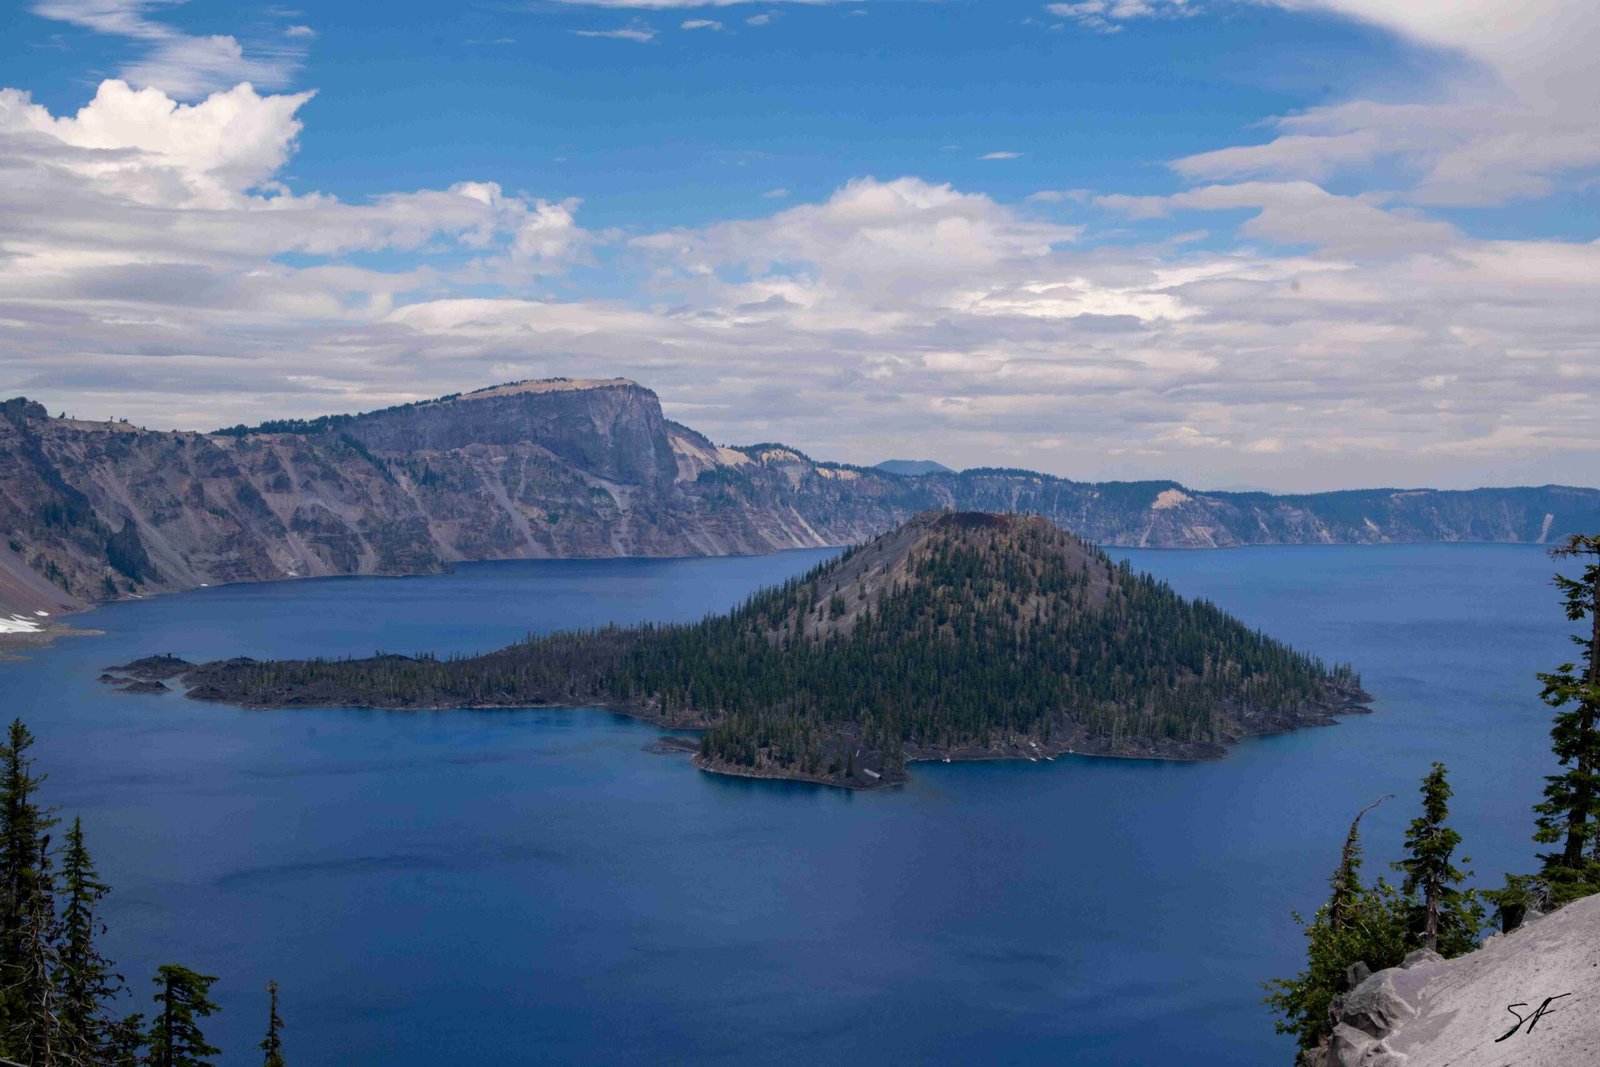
[
  {"x1": 104, "y1": 1013, "x2": 146, "y2": 1067},
  {"x1": 260, "y1": 980, "x2": 284, "y2": 1067},
  {"x1": 1264, "y1": 798, "x2": 1409, "y2": 1051},
  {"x1": 12, "y1": 835, "x2": 60, "y2": 1065},
  {"x1": 1533, "y1": 534, "x2": 1600, "y2": 903},
  {"x1": 146, "y1": 966, "x2": 220, "y2": 1067},
  {"x1": 0, "y1": 718, "x2": 57, "y2": 1056},
  {"x1": 55, "y1": 818, "x2": 121, "y2": 1064},
  {"x1": 1394, "y1": 763, "x2": 1481, "y2": 953}
]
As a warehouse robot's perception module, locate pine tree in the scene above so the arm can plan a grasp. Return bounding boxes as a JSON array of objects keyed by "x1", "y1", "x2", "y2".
[
  {"x1": 1329, "y1": 795, "x2": 1390, "y2": 933},
  {"x1": 104, "y1": 1013, "x2": 145, "y2": 1067},
  {"x1": 0, "y1": 718, "x2": 57, "y2": 1055},
  {"x1": 55, "y1": 818, "x2": 121, "y2": 1064},
  {"x1": 146, "y1": 966, "x2": 220, "y2": 1067},
  {"x1": 12, "y1": 835, "x2": 60, "y2": 1065},
  {"x1": 1264, "y1": 797, "x2": 1409, "y2": 1051},
  {"x1": 260, "y1": 980, "x2": 284, "y2": 1067},
  {"x1": 1394, "y1": 763, "x2": 1479, "y2": 953},
  {"x1": 1533, "y1": 533, "x2": 1600, "y2": 902}
]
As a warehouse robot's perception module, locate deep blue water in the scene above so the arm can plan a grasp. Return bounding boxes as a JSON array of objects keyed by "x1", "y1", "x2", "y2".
[{"x1": 0, "y1": 544, "x2": 1577, "y2": 1065}]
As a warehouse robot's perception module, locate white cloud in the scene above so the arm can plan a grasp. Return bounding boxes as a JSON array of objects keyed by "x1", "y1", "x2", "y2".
[
  {"x1": 6, "y1": 0, "x2": 1600, "y2": 489},
  {"x1": 979, "y1": 151, "x2": 1024, "y2": 161},
  {"x1": 1169, "y1": 1, "x2": 1600, "y2": 206},
  {"x1": 681, "y1": 18, "x2": 723, "y2": 30},
  {"x1": 1043, "y1": 0, "x2": 1194, "y2": 33},
  {"x1": 571, "y1": 21, "x2": 658, "y2": 42},
  {"x1": 549, "y1": 1, "x2": 835, "y2": 6},
  {"x1": 31, "y1": 1, "x2": 307, "y2": 98}
]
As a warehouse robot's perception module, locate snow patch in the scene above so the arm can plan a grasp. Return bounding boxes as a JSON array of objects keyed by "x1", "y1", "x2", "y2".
[{"x1": 0, "y1": 616, "x2": 43, "y2": 634}]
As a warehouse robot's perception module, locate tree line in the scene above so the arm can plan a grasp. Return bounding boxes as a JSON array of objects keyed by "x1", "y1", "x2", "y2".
[
  {"x1": 0, "y1": 720, "x2": 286, "y2": 1066},
  {"x1": 1267, "y1": 533, "x2": 1600, "y2": 1053},
  {"x1": 186, "y1": 516, "x2": 1362, "y2": 783}
]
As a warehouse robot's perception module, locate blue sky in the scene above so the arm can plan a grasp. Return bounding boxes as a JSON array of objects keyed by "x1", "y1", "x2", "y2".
[{"x1": 2, "y1": 1, "x2": 1597, "y2": 490}]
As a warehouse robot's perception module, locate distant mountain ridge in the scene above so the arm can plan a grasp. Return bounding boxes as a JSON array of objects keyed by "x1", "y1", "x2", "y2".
[{"x1": 2, "y1": 379, "x2": 1597, "y2": 617}]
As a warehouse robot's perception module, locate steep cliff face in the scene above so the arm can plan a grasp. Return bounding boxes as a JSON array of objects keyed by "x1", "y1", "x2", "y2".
[{"x1": 2, "y1": 378, "x2": 1597, "y2": 617}]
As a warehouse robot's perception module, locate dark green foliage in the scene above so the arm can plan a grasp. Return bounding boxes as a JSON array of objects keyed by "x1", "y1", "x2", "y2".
[
  {"x1": 0, "y1": 718, "x2": 58, "y2": 1046},
  {"x1": 12, "y1": 836, "x2": 60, "y2": 1065},
  {"x1": 0, "y1": 720, "x2": 232, "y2": 1066},
  {"x1": 147, "y1": 965, "x2": 220, "y2": 1067},
  {"x1": 1265, "y1": 873, "x2": 1415, "y2": 1052},
  {"x1": 105, "y1": 1013, "x2": 146, "y2": 1066},
  {"x1": 260, "y1": 980, "x2": 284, "y2": 1067},
  {"x1": 1266, "y1": 782, "x2": 1484, "y2": 1051},
  {"x1": 55, "y1": 818, "x2": 122, "y2": 1064},
  {"x1": 1531, "y1": 534, "x2": 1600, "y2": 903},
  {"x1": 182, "y1": 515, "x2": 1360, "y2": 785},
  {"x1": 1395, "y1": 763, "x2": 1481, "y2": 953}
]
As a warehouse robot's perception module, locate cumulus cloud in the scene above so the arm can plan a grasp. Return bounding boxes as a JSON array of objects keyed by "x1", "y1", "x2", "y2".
[
  {"x1": 5, "y1": 0, "x2": 1600, "y2": 490},
  {"x1": 4, "y1": 80, "x2": 1597, "y2": 489}
]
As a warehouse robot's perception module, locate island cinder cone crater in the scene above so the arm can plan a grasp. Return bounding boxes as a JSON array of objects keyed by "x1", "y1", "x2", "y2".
[{"x1": 122, "y1": 511, "x2": 1372, "y2": 788}]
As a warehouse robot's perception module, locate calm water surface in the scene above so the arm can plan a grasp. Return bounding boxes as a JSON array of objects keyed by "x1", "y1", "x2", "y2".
[{"x1": 1, "y1": 545, "x2": 1574, "y2": 1065}]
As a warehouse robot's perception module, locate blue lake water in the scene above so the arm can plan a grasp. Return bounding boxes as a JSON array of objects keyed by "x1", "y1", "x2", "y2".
[{"x1": 1, "y1": 544, "x2": 1576, "y2": 1065}]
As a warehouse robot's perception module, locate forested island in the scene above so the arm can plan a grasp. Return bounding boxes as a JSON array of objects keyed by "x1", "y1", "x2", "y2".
[{"x1": 119, "y1": 512, "x2": 1370, "y2": 788}]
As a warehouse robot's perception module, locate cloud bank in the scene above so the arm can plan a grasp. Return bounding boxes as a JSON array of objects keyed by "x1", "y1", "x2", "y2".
[{"x1": 1, "y1": 0, "x2": 1596, "y2": 491}]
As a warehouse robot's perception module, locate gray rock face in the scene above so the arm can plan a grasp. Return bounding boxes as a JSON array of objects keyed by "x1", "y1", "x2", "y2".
[
  {"x1": 4, "y1": 380, "x2": 1600, "y2": 616},
  {"x1": 1319, "y1": 892, "x2": 1600, "y2": 1067},
  {"x1": 1342, "y1": 971, "x2": 1418, "y2": 1038}
]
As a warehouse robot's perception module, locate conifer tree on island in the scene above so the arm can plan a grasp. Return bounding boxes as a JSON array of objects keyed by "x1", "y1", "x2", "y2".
[{"x1": 147, "y1": 965, "x2": 220, "y2": 1067}]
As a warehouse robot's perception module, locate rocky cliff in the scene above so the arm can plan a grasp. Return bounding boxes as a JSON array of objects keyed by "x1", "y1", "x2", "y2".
[
  {"x1": 1308, "y1": 892, "x2": 1599, "y2": 1067},
  {"x1": 2, "y1": 379, "x2": 1598, "y2": 617}
]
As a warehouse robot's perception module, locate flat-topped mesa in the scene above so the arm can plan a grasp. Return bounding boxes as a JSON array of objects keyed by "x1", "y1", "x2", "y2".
[
  {"x1": 166, "y1": 510, "x2": 1370, "y2": 789},
  {"x1": 332, "y1": 379, "x2": 677, "y2": 485}
]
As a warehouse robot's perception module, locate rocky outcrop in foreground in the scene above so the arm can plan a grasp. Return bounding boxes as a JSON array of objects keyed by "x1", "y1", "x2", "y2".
[
  {"x1": 1309, "y1": 892, "x2": 1599, "y2": 1066},
  {"x1": 3, "y1": 379, "x2": 1599, "y2": 618}
]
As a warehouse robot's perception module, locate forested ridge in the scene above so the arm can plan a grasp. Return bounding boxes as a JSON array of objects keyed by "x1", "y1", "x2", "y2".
[{"x1": 165, "y1": 512, "x2": 1367, "y2": 787}]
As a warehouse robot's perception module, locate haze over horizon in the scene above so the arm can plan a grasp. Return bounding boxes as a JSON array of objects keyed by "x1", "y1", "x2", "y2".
[{"x1": 2, "y1": 0, "x2": 1596, "y2": 493}]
